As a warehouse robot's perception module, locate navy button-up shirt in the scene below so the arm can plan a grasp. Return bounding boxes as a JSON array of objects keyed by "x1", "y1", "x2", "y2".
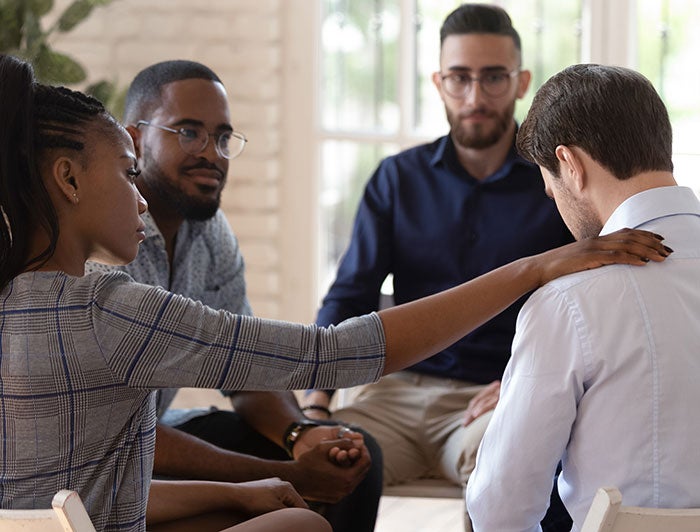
[{"x1": 317, "y1": 133, "x2": 573, "y2": 383}]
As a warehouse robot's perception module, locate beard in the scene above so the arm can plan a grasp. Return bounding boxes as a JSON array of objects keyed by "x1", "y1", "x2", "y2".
[
  {"x1": 446, "y1": 99, "x2": 515, "y2": 150},
  {"x1": 140, "y1": 150, "x2": 223, "y2": 221},
  {"x1": 556, "y1": 182, "x2": 602, "y2": 240}
]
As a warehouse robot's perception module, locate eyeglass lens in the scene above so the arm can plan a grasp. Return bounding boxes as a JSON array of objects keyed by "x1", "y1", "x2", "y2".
[
  {"x1": 443, "y1": 72, "x2": 513, "y2": 98},
  {"x1": 179, "y1": 126, "x2": 245, "y2": 159}
]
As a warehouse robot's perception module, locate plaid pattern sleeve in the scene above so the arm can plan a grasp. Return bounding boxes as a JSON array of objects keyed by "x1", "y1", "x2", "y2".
[{"x1": 0, "y1": 270, "x2": 385, "y2": 531}]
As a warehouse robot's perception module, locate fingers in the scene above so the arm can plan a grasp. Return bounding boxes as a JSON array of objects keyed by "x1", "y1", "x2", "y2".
[
  {"x1": 329, "y1": 445, "x2": 361, "y2": 466},
  {"x1": 337, "y1": 426, "x2": 354, "y2": 439},
  {"x1": 590, "y1": 228, "x2": 671, "y2": 264},
  {"x1": 276, "y1": 480, "x2": 308, "y2": 509},
  {"x1": 537, "y1": 228, "x2": 672, "y2": 286},
  {"x1": 464, "y1": 381, "x2": 500, "y2": 426}
]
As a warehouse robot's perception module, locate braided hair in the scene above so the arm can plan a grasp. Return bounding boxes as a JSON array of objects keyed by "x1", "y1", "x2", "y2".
[{"x1": 0, "y1": 54, "x2": 114, "y2": 290}]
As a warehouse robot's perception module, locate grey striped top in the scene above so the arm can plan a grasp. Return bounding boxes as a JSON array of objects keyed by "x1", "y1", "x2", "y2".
[{"x1": 0, "y1": 270, "x2": 385, "y2": 531}]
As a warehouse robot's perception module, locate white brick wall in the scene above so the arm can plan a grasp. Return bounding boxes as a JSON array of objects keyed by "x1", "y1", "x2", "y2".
[{"x1": 48, "y1": 0, "x2": 317, "y2": 321}]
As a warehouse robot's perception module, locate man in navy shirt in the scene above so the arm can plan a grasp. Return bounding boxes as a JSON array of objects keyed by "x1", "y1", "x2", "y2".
[{"x1": 303, "y1": 4, "x2": 572, "y2": 528}]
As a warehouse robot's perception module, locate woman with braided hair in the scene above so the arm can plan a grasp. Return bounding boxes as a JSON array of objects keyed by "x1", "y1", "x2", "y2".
[{"x1": 0, "y1": 54, "x2": 670, "y2": 531}]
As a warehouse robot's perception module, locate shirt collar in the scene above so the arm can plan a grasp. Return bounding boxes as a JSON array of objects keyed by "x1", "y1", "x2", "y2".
[
  {"x1": 140, "y1": 211, "x2": 208, "y2": 242},
  {"x1": 430, "y1": 128, "x2": 534, "y2": 183},
  {"x1": 601, "y1": 186, "x2": 700, "y2": 235},
  {"x1": 141, "y1": 211, "x2": 162, "y2": 240}
]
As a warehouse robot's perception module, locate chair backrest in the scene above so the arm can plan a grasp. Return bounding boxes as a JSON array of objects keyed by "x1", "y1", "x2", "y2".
[
  {"x1": 581, "y1": 487, "x2": 700, "y2": 532},
  {"x1": 0, "y1": 490, "x2": 96, "y2": 532}
]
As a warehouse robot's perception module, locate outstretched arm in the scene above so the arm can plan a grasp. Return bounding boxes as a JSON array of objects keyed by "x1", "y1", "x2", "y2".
[{"x1": 379, "y1": 228, "x2": 669, "y2": 374}]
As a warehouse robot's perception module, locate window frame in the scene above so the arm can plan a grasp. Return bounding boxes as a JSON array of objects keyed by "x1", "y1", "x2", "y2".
[{"x1": 280, "y1": 0, "x2": 692, "y2": 322}]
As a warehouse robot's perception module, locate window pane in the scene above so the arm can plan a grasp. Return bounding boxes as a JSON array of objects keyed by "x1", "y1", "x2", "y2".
[
  {"x1": 636, "y1": 0, "x2": 700, "y2": 193},
  {"x1": 319, "y1": 141, "x2": 398, "y2": 290},
  {"x1": 414, "y1": 0, "x2": 463, "y2": 135},
  {"x1": 321, "y1": 0, "x2": 401, "y2": 133},
  {"x1": 501, "y1": 0, "x2": 582, "y2": 122}
]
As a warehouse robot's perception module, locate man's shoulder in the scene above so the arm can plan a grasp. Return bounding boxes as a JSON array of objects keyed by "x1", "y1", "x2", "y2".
[
  {"x1": 533, "y1": 264, "x2": 633, "y2": 308},
  {"x1": 395, "y1": 136, "x2": 445, "y2": 160},
  {"x1": 368, "y1": 137, "x2": 447, "y2": 188}
]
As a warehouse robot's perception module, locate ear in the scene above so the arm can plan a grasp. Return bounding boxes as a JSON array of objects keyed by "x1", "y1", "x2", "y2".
[
  {"x1": 50, "y1": 156, "x2": 81, "y2": 205},
  {"x1": 555, "y1": 145, "x2": 585, "y2": 192},
  {"x1": 432, "y1": 71, "x2": 446, "y2": 102},
  {"x1": 515, "y1": 69, "x2": 531, "y2": 99},
  {"x1": 126, "y1": 124, "x2": 142, "y2": 159}
]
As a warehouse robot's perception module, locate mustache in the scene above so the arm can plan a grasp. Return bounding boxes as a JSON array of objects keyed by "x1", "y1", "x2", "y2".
[
  {"x1": 182, "y1": 161, "x2": 225, "y2": 177},
  {"x1": 458, "y1": 107, "x2": 494, "y2": 119}
]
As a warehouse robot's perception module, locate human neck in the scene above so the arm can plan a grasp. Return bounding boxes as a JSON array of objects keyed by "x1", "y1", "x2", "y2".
[
  {"x1": 136, "y1": 181, "x2": 183, "y2": 264},
  {"x1": 452, "y1": 121, "x2": 516, "y2": 181},
  {"x1": 26, "y1": 230, "x2": 86, "y2": 277},
  {"x1": 596, "y1": 170, "x2": 678, "y2": 224}
]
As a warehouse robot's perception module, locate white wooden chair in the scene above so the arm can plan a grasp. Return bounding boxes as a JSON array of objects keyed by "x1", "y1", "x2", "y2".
[
  {"x1": 581, "y1": 487, "x2": 700, "y2": 532},
  {"x1": 0, "y1": 490, "x2": 96, "y2": 531}
]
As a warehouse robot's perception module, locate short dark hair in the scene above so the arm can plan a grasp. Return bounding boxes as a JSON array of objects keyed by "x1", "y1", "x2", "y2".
[
  {"x1": 0, "y1": 54, "x2": 119, "y2": 290},
  {"x1": 517, "y1": 64, "x2": 673, "y2": 180},
  {"x1": 440, "y1": 3, "x2": 521, "y2": 54},
  {"x1": 123, "y1": 60, "x2": 222, "y2": 123}
]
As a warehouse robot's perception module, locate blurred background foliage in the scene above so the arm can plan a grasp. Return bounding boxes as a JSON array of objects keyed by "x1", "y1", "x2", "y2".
[{"x1": 0, "y1": 0, "x2": 125, "y2": 114}]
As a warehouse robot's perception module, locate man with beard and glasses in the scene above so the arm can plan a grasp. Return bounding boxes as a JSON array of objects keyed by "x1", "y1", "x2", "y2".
[
  {"x1": 87, "y1": 60, "x2": 383, "y2": 532},
  {"x1": 302, "y1": 4, "x2": 573, "y2": 530}
]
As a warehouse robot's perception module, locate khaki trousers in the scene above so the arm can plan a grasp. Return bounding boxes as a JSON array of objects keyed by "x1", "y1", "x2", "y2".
[{"x1": 333, "y1": 371, "x2": 493, "y2": 487}]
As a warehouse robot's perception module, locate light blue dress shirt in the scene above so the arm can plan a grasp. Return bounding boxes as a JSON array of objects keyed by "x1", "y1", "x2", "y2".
[{"x1": 467, "y1": 186, "x2": 700, "y2": 531}]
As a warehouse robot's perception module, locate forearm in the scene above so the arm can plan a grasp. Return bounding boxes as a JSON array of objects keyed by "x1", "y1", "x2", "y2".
[
  {"x1": 154, "y1": 422, "x2": 294, "y2": 482},
  {"x1": 378, "y1": 229, "x2": 668, "y2": 375},
  {"x1": 379, "y1": 257, "x2": 538, "y2": 374},
  {"x1": 231, "y1": 391, "x2": 303, "y2": 446},
  {"x1": 146, "y1": 479, "x2": 241, "y2": 524}
]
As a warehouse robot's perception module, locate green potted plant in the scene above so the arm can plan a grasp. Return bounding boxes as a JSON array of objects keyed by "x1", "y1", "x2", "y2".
[{"x1": 0, "y1": 0, "x2": 123, "y2": 112}]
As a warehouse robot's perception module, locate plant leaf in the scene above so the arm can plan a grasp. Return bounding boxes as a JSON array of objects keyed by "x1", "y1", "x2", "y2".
[
  {"x1": 57, "y1": 0, "x2": 94, "y2": 32},
  {"x1": 0, "y1": 1, "x2": 24, "y2": 52},
  {"x1": 33, "y1": 45, "x2": 86, "y2": 84},
  {"x1": 27, "y1": 0, "x2": 54, "y2": 17},
  {"x1": 85, "y1": 79, "x2": 114, "y2": 104}
]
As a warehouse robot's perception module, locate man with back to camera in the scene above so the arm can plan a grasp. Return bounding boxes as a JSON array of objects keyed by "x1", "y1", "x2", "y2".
[
  {"x1": 88, "y1": 59, "x2": 383, "y2": 532},
  {"x1": 467, "y1": 63, "x2": 697, "y2": 531},
  {"x1": 303, "y1": 4, "x2": 573, "y2": 529}
]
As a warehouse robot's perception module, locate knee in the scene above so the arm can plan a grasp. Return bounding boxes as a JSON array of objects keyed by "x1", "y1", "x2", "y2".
[
  {"x1": 357, "y1": 428, "x2": 383, "y2": 472},
  {"x1": 279, "y1": 508, "x2": 332, "y2": 532}
]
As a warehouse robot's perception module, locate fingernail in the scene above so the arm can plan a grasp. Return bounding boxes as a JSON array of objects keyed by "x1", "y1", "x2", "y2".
[
  {"x1": 654, "y1": 233, "x2": 664, "y2": 240},
  {"x1": 642, "y1": 257, "x2": 650, "y2": 262},
  {"x1": 663, "y1": 245, "x2": 674, "y2": 253}
]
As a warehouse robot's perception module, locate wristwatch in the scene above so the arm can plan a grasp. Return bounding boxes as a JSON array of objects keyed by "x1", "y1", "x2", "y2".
[{"x1": 283, "y1": 419, "x2": 322, "y2": 457}]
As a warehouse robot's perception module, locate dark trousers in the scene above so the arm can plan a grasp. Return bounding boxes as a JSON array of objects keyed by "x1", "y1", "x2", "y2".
[
  {"x1": 175, "y1": 411, "x2": 383, "y2": 532},
  {"x1": 541, "y1": 471, "x2": 572, "y2": 532}
]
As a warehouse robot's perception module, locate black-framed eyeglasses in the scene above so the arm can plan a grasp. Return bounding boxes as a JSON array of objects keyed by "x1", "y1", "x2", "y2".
[
  {"x1": 136, "y1": 120, "x2": 247, "y2": 160},
  {"x1": 439, "y1": 69, "x2": 520, "y2": 99}
]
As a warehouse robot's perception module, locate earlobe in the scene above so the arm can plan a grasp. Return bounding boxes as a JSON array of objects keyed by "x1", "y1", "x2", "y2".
[
  {"x1": 432, "y1": 71, "x2": 447, "y2": 102},
  {"x1": 516, "y1": 69, "x2": 532, "y2": 99}
]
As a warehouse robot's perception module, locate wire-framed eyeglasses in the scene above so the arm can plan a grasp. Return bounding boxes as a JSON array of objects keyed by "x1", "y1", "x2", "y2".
[
  {"x1": 439, "y1": 69, "x2": 520, "y2": 99},
  {"x1": 136, "y1": 120, "x2": 247, "y2": 160}
]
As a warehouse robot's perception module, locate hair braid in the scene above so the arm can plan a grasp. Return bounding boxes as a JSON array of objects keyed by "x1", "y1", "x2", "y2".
[{"x1": 0, "y1": 54, "x2": 115, "y2": 290}]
